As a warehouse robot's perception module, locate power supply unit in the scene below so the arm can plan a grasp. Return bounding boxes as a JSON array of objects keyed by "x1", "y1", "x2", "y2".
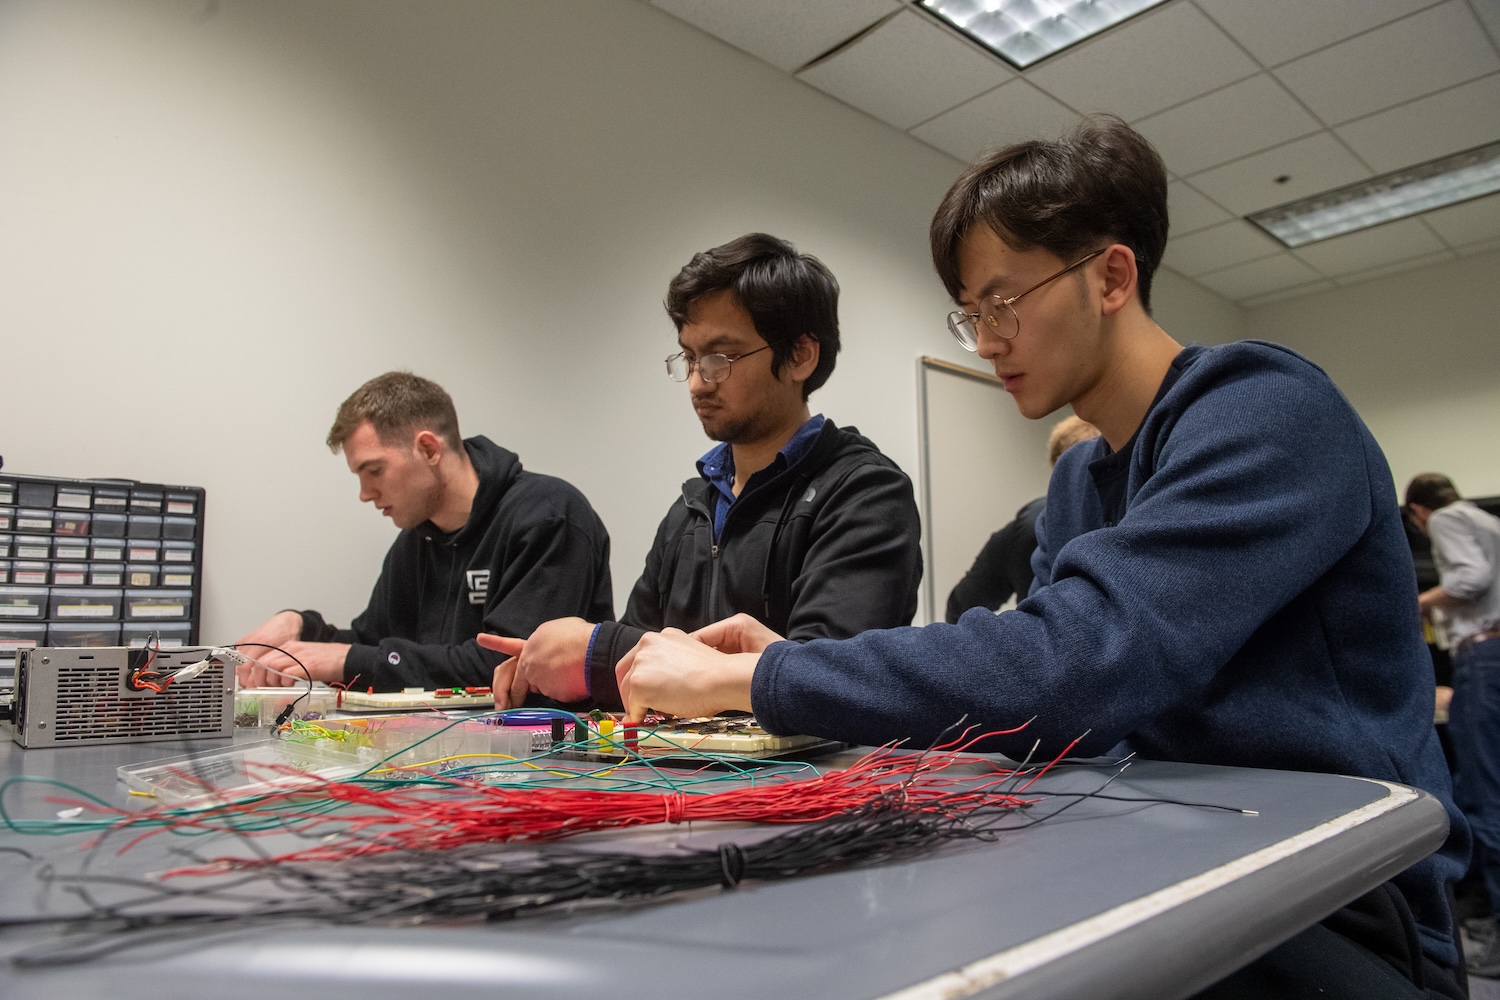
[{"x1": 11, "y1": 646, "x2": 233, "y2": 748}]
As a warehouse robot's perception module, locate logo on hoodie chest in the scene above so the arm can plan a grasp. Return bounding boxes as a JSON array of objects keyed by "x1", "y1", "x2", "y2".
[{"x1": 466, "y1": 569, "x2": 490, "y2": 606}]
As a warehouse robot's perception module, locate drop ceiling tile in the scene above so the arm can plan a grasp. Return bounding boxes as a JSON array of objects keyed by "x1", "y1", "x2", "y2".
[
  {"x1": 1330, "y1": 249, "x2": 1457, "y2": 286},
  {"x1": 909, "y1": 79, "x2": 1079, "y2": 164},
  {"x1": 1133, "y1": 74, "x2": 1323, "y2": 175},
  {"x1": 1476, "y1": 0, "x2": 1500, "y2": 47},
  {"x1": 797, "y1": 10, "x2": 1010, "y2": 131},
  {"x1": 1162, "y1": 220, "x2": 1283, "y2": 276},
  {"x1": 1335, "y1": 73, "x2": 1500, "y2": 173},
  {"x1": 1186, "y1": 133, "x2": 1372, "y2": 215},
  {"x1": 649, "y1": 0, "x2": 900, "y2": 72},
  {"x1": 1238, "y1": 279, "x2": 1338, "y2": 308},
  {"x1": 1194, "y1": 0, "x2": 1435, "y2": 68},
  {"x1": 1273, "y1": 2, "x2": 1500, "y2": 125},
  {"x1": 1195, "y1": 252, "x2": 1324, "y2": 300},
  {"x1": 1421, "y1": 190, "x2": 1500, "y2": 249},
  {"x1": 1025, "y1": 3, "x2": 1259, "y2": 123},
  {"x1": 1457, "y1": 236, "x2": 1500, "y2": 257},
  {"x1": 1292, "y1": 218, "x2": 1448, "y2": 276},
  {"x1": 1168, "y1": 180, "x2": 1233, "y2": 236}
]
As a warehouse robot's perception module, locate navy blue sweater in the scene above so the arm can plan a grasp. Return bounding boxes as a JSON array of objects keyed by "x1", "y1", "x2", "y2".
[{"x1": 752, "y1": 341, "x2": 1465, "y2": 966}]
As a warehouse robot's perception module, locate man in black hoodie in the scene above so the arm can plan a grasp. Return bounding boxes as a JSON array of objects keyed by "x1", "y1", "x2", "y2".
[
  {"x1": 235, "y1": 372, "x2": 613, "y2": 691},
  {"x1": 479, "y1": 234, "x2": 922, "y2": 709}
]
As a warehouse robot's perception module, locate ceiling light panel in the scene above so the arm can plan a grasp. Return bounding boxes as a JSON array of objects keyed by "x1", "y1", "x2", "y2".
[
  {"x1": 919, "y1": 0, "x2": 1173, "y2": 69},
  {"x1": 1249, "y1": 141, "x2": 1500, "y2": 248}
]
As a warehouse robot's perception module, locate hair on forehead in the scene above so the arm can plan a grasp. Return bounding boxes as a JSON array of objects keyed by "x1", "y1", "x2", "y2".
[{"x1": 930, "y1": 114, "x2": 1169, "y2": 312}]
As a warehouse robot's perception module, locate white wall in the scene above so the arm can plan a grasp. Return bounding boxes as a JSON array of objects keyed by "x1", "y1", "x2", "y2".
[
  {"x1": 0, "y1": 0, "x2": 986, "y2": 639},
  {"x1": 0, "y1": 0, "x2": 1370, "y2": 645},
  {"x1": 1245, "y1": 250, "x2": 1500, "y2": 499},
  {"x1": 1152, "y1": 267, "x2": 1246, "y2": 346}
]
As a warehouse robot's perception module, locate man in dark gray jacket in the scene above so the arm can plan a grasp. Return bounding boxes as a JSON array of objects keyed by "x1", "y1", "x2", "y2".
[{"x1": 481, "y1": 234, "x2": 921, "y2": 709}]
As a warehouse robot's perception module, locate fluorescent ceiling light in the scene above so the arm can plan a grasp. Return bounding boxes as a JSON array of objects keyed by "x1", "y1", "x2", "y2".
[
  {"x1": 919, "y1": 0, "x2": 1171, "y2": 69},
  {"x1": 1248, "y1": 141, "x2": 1500, "y2": 248}
]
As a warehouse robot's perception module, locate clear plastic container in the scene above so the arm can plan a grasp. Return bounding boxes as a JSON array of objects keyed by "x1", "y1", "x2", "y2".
[
  {"x1": 55, "y1": 486, "x2": 92, "y2": 510},
  {"x1": 47, "y1": 622, "x2": 122, "y2": 647},
  {"x1": 122, "y1": 622, "x2": 192, "y2": 648},
  {"x1": 0, "y1": 586, "x2": 48, "y2": 620},
  {"x1": 124, "y1": 588, "x2": 191, "y2": 621},
  {"x1": 49, "y1": 587, "x2": 124, "y2": 620},
  {"x1": 116, "y1": 738, "x2": 366, "y2": 805}
]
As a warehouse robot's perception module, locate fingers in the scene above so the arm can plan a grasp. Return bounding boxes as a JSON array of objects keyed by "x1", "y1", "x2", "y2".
[
  {"x1": 492, "y1": 657, "x2": 519, "y2": 710},
  {"x1": 616, "y1": 644, "x2": 645, "y2": 723},
  {"x1": 509, "y1": 657, "x2": 532, "y2": 711},
  {"x1": 690, "y1": 613, "x2": 782, "y2": 654},
  {"x1": 477, "y1": 633, "x2": 525, "y2": 656}
]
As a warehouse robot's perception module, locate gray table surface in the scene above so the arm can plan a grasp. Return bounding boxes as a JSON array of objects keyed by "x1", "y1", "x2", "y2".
[{"x1": 0, "y1": 729, "x2": 1449, "y2": 1000}]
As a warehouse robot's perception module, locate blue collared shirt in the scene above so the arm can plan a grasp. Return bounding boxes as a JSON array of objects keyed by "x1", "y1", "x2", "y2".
[{"x1": 697, "y1": 414, "x2": 826, "y2": 541}]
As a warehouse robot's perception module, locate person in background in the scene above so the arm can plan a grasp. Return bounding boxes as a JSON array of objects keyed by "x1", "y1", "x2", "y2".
[
  {"x1": 480, "y1": 233, "x2": 922, "y2": 710},
  {"x1": 1408, "y1": 472, "x2": 1500, "y2": 977},
  {"x1": 616, "y1": 116, "x2": 1467, "y2": 999},
  {"x1": 945, "y1": 414, "x2": 1098, "y2": 622},
  {"x1": 235, "y1": 372, "x2": 612, "y2": 691}
]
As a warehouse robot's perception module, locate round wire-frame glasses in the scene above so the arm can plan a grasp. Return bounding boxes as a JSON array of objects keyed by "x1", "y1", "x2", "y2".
[
  {"x1": 946, "y1": 247, "x2": 1108, "y2": 351},
  {"x1": 664, "y1": 344, "x2": 771, "y2": 383}
]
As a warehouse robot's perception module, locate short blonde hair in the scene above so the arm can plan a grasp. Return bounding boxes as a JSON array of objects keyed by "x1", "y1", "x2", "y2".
[
  {"x1": 1048, "y1": 415, "x2": 1101, "y2": 466},
  {"x1": 327, "y1": 372, "x2": 462, "y2": 453}
]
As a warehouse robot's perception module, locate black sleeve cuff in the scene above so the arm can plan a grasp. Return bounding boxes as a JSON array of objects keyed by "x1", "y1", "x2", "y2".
[{"x1": 588, "y1": 621, "x2": 647, "y2": 710}]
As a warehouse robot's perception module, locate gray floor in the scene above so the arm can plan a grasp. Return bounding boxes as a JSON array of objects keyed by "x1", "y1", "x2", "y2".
[{"x1": 1462, "y1": 927, "x2": 1500, "y2": 997}]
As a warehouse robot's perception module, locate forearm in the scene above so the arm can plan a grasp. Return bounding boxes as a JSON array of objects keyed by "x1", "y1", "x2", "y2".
[{"x1": 1419, "y1": 585, "x2": 1465, "y2": 612}]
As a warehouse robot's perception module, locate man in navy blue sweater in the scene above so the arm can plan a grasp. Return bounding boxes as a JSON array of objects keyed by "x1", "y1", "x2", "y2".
[{"x1": 615, "y1": 116, "x2": 1467, "y2": 998}]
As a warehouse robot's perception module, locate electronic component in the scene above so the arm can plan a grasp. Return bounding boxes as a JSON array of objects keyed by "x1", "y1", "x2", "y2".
[
  {"x1": 338, "y1": 686, "x2": 496, "y2": 712},
  {"x1": 561, "y1": 714, "x2": 839, "y2": 763},
  {"x1": 11, "y1": 645, "x2": 233, "y2": 748}
]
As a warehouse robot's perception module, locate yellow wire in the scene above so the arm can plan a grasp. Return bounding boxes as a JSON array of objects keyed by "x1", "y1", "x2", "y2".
[{"x1": 366, "y1": 752, "x2": 600, "y2": 778}]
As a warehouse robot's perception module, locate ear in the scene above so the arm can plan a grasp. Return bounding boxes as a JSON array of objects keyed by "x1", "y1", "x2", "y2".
[
  {"x1": 1098, "y1": 244, "x2": 1139, "y2": 318},
  {"x1": 785, "y1": 334, "x2": 821, "y2": 385},
  {"x1": 412, "y1": 429, "x2": 445, "y2": 465}
]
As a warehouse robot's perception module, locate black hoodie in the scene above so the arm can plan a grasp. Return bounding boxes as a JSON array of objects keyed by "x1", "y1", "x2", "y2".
[
  {"x1": 300, "y1": 436, "x2": 613, "y2": 690},
  {"x1": 586, "y1": 422, "x2": 921, "y2": 707}
]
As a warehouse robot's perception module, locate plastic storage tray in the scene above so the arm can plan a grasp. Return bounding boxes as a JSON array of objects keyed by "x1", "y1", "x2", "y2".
[
  {"x1": 116, "y1": 738, "x2": 367, "y2": 805},
  {"x1": 49, "y1": 587, "x2": 124, "y2": 621},
  {"x1": 124, "y1": 588, "x2": 192, "y2": 621}
]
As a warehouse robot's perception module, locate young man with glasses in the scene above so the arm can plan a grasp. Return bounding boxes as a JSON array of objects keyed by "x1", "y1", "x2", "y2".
[
  {"x1": 615, "y1": 118, "x2": 1467, "y2": 998},
  {"x1": 479, "y1": 233, "x2": 922, "y2": 709}
]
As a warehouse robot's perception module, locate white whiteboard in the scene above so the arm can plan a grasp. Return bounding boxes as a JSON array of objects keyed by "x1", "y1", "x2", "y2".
[{"x1": 916, "y1": 357, "x2": 1055, "y2": 624}]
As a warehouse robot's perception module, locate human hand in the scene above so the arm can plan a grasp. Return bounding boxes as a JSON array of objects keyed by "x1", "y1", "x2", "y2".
[
  {"x1": 232, "y1": 611, "x2": 304, "y2": 684},
  {"x1": 615, "y1": 628, "x2": 757, "y2": 724},
  {"x1": 691, "y1": 613, "x2": 785, "y2": 655},
  {"x1": 236, "y1": 641, "x2": 349, "y2": 687},
  {"x1": 478, "y1": 617, "x2": 593, "y2": 709}
]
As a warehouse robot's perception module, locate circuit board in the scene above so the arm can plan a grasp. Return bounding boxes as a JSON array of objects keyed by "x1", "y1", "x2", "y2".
[
  {"x1": 338, "y1": 687, "x2": 495, "y2": 712},
  {"x1": 636, "y1": 716, "x2": 825, "y2": 754},
  {"x1": 572, "y1": 715, "x2": 841, "y2": 763}
]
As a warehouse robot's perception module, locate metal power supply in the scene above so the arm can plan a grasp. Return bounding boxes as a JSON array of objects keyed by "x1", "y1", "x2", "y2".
[{"x1": 12, "y1": 646, "x2": 233, "y2": 748}]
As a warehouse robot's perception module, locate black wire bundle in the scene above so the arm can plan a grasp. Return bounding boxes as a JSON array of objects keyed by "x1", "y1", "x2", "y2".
[{"x1": 4, "y1": 791, "x2": 1015, "y2": 967}]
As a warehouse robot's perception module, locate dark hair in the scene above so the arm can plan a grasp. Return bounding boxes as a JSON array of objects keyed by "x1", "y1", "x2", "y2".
[
  {"x1": 665, "y1": 233, "x2": 841, "y2": 399},
  {"x1": 1405, "y1": 473, "x2": 1461, "y2": 510},
  {"x1": 930, "y1": 114, "x2": 1169, "y2": 312},
  {"x1": 327, "y1": 371, "x2": 462, "y2": 453}
]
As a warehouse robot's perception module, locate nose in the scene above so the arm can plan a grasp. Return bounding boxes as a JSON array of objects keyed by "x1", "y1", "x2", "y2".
[
  {"x1": 688, "y1": 366, "x2": 716, "y2": 396},
  {"x1": 975, "y1": 324, "x2": 1012, "y2": 362}
]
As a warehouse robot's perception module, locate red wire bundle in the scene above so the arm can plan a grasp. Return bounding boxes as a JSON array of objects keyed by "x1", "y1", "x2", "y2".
[{"x1": 123, "y1": 724, "x2": 1076, "y2": 876}]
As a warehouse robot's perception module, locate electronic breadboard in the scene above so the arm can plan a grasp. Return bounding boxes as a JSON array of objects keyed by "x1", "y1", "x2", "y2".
[
  {"x1": 574, "y1": 715, "x2": 842, "y2": 764},
  {"x1": 11, "y1": 646, "x2": 233, "y2": 748},
  {"x1": 337, "y1": 686, "x2": 496, "y2": 712}
]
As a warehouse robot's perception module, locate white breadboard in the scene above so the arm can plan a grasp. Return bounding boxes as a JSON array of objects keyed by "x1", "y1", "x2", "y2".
[
  {"x1": 338, "y1": 688, "x2": 496, "y2": 712},
  {"x1": 592, "y1": 717, "x2": 825, "y2": 756}
]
